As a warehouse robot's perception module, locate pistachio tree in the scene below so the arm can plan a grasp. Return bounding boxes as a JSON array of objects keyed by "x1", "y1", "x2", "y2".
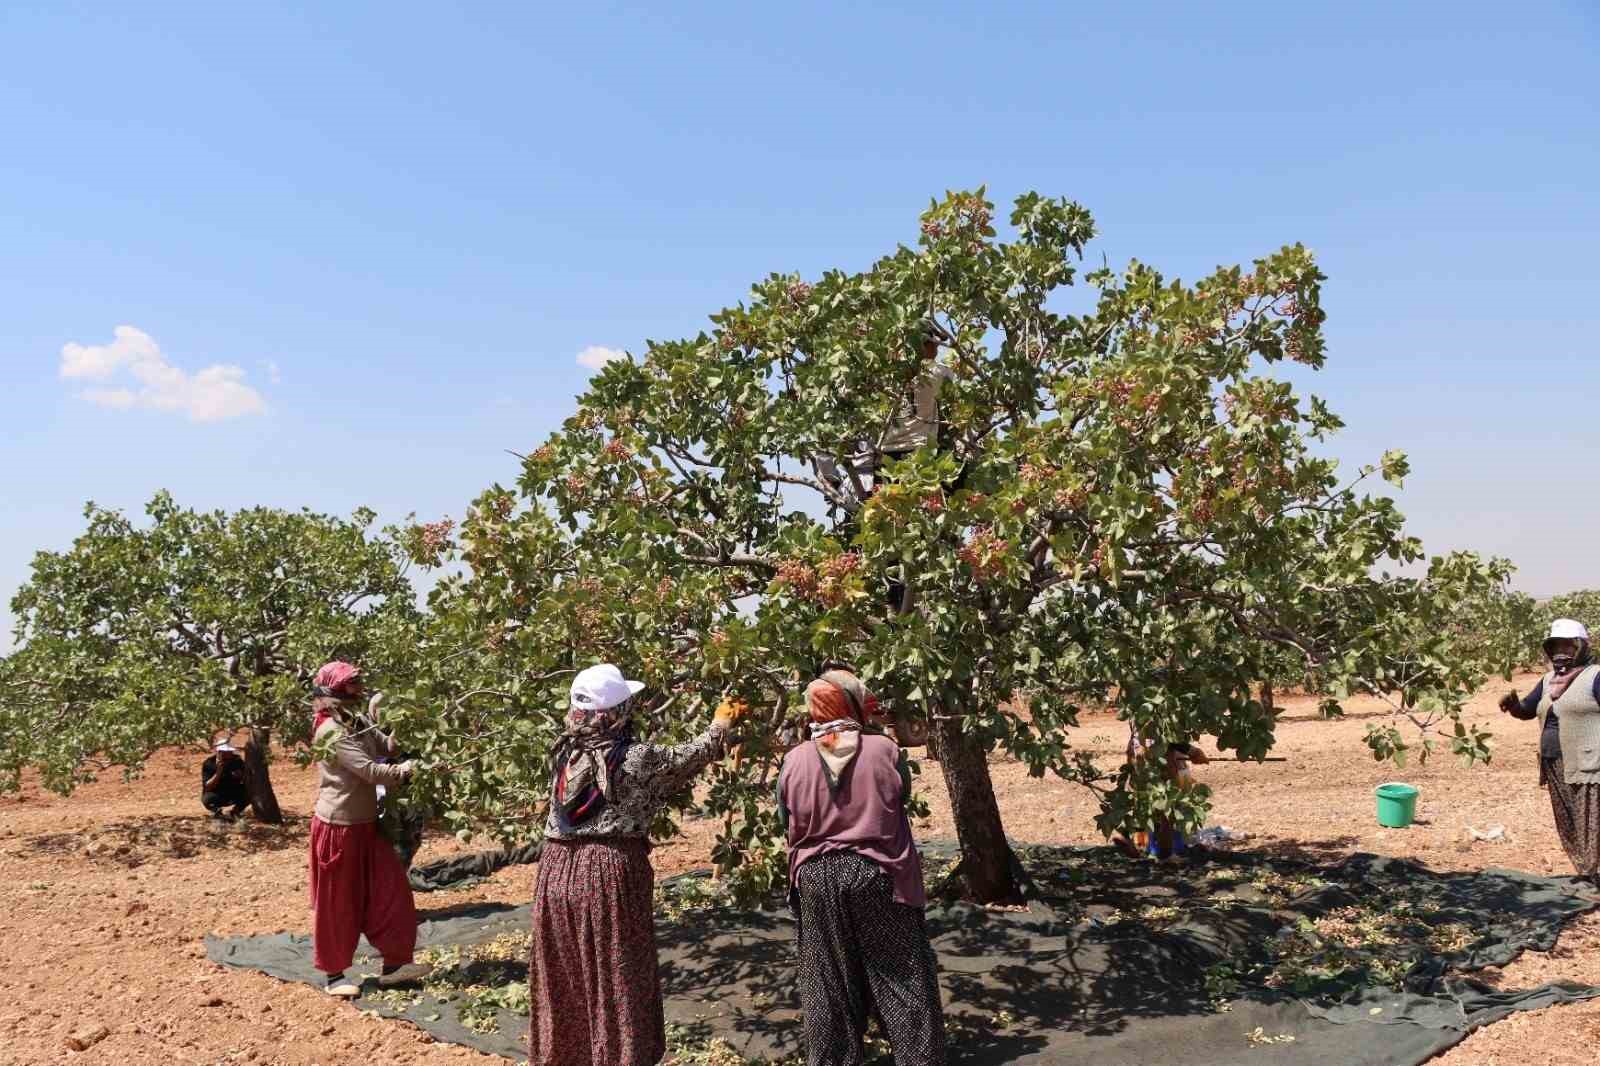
[
  {"x1": 1539, "y1": 590, "x2": 1600, "y2": 644},
  {"x1": 393, "y1": 189, "x2": 1508, "y2": 903},
  {"x1": 1, "y1": 492, "x2": 420, "y2": 821}
]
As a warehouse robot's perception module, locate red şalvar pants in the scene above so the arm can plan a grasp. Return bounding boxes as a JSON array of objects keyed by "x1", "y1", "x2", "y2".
[{"x1": 309, "y1": 816, "x2": 418, "y2": 974}]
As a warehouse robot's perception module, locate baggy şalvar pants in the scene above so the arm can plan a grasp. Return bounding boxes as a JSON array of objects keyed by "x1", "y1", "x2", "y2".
[
  {"x1": 309, "y1": 815, "x2": 417, "y2": 974},
  {"x1": 794, "y1": 851, "x2": 947, "y2": 1066}
]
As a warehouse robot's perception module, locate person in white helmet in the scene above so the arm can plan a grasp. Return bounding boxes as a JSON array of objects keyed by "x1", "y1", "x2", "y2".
[{"x1": 1500, "y1": 619, "x2": 1600, "y2": 882}]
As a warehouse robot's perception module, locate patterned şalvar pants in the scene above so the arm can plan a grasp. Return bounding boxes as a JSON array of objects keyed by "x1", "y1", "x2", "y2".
[
  {"x1": 1542, "y1": 754, "x2": 1600, "y2": 881},
  {"x1": 794, "y1": 851, "x2": 947, "y2": 1066}
]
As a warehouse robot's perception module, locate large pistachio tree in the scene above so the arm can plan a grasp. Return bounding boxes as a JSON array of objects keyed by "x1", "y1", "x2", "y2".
[
  {"x1": 393, "y1": 189, "x2": 1507, "y2": 903},
  {"x1": 1, "y1": 492, "x2": 420, "y2": 821}
]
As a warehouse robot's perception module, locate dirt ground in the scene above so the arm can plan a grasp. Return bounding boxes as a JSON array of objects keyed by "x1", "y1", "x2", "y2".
[{"x1": 2, "y1": 675, "x2": 1598, "y2": 1065}]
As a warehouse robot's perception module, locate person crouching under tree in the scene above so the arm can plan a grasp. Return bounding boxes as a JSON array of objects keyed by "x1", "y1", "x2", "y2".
[
  {"x1": 201, "y1": 740, "x2": 250, "y2": 821},
  {"x1": 1112, "y1": 728, "x2": 1210, "y2": 861},
  {"x1": 307, "y1": 660, "x2": 431, "y2": 997}
]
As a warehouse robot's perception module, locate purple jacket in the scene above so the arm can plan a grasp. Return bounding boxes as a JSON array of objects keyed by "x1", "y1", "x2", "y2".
[{"x1": 777, "y1": 733, "x2": 926, "y2": 909}]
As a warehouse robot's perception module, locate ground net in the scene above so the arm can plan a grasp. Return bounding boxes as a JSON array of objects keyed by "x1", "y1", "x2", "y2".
[{"x1": 206, "y1": 843, "x2": 1600, "y2": 1064}]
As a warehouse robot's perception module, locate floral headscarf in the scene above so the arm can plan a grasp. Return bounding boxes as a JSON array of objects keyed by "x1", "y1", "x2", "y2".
[{"x1": 551, "y1": 696, "x2": 636, "y2": 829}]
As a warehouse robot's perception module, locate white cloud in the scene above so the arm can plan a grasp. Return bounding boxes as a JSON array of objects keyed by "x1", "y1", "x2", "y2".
[
  {"x1": 58, "y1": 326, "x2": 267, "y2": 422},
  {"x1": 80, "y1": 387, "x2": 137, "y2": 409},
  {"x1": 576, "y1": 345, "x2": 628, "y2": 370}
]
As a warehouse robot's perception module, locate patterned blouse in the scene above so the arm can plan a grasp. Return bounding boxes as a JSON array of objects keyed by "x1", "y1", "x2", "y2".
[{"x1": 543, "y1": 721, "x2": 730, "y2": 840}]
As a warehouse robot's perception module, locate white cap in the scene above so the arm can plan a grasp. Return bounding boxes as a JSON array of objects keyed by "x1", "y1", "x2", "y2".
[
  {"x1": 570, "y1": 663, "x2": 645, "y2": 712},
  {"x1": 214, "y1": 741, "x2": 235, "y2": 753},
  {"x1": 1547, "y1": 618, "x2": 1590, "y2": 643}
]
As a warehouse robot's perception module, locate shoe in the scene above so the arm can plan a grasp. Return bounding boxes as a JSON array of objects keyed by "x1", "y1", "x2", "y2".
[
  {"x1": 377, "y1": 962, "x2": 433, "y2": 987},
  {"x1": 325, "y1": 973, "x2": 360, "y2": 998}
]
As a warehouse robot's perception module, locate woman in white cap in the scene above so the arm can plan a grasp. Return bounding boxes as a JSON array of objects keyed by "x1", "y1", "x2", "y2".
[
  {"x1": 528, "y1": 663, "x2": 746, "y2": 1066},
  {"x1": 1500, "y1": 619, "x2": 1600, "y2": 883}
]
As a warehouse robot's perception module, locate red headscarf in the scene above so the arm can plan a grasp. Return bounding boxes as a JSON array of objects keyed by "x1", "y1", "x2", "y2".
[{"x1": 312, "y1": 661, "x2": 362, "y2": 733}]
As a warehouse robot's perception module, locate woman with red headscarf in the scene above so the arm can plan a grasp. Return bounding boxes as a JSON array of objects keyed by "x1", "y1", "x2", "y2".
[
  {"x1": 308, "y1": 661, "x2": 431, "y2": 997},
  {"x1": 777, "y1": 668, "x2": 946, "y2": 1066}
]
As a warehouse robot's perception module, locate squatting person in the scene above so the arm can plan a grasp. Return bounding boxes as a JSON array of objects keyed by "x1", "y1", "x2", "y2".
[
  {"x1": 201, "y1": 739, "x2": 250, "y2": 821},
  {"x1": 529, "y1": 663, "x2": 746, "y2": 1066},
  {"x1": 1500, "y1": 618, "x2": 1600, "y2": 884},
  {"x1": 777, "y1": 667, "x2": 947, "y2": 1066},
  {"x1": 308, "y1": 660, "x2": 431, "y2": 997}
]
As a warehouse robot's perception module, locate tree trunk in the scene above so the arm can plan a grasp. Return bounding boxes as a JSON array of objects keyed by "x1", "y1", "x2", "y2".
[
  {"x1": 929, "y1": 694, "x2": 1023, "y2": 905},
  {"x1": 1261, "y1": 679, "x2": 1276, "y2": 716},
  {"x1": 243, "y1": 726, "x2": 285, "y2": 824}
]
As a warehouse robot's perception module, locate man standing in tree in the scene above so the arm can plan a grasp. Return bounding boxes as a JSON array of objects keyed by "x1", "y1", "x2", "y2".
[
  {"x1": 201, "y1": 741, "x2": 250, "y2": 821},
  {"x1": 817, "y1": 325, "x2": 955, "y2": 531},
  {"x1": 815, "y1": 327, "x2": 954, "y2": 753}
]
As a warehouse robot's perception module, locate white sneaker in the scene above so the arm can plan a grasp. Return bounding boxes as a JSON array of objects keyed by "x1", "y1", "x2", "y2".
[
  {"x1": 325, "y1": 974, "x2": 360, "y2": 998},
  {"x1": 377, "y1": 962, "x2": 432, "y2": 987}
]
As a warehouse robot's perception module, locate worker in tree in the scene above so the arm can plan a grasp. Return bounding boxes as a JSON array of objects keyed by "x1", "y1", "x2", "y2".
[
  {"x1": 1114, "y1": 729, "x2": 1210, "y2": 861},
  {"x1": 816, "y1": 325, "x2": 955, "y2": 756},
  {"x1": 816, "y1": 322, "x2": 956, "y2": 530},
  {"x1": 201, "y1": 740, "x2": 250, "y2": 821}
]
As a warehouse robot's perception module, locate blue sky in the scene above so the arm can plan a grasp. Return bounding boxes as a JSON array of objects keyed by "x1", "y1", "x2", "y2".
[{"x1": 2, "y1": 2, "x2": 1597, "y2": 648}]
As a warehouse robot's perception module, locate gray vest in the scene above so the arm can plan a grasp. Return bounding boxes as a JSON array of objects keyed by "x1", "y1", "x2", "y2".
[{"x1": 1536, "y1": 664, "x2": 1600, "y2": 785}]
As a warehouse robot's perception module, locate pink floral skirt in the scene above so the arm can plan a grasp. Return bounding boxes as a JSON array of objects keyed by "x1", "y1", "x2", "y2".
[{"x1": 528, "y1": 837, "x2": 663, "y2": 1066}]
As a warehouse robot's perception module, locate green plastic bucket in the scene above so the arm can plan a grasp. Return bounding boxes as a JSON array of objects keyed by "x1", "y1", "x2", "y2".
[{"x1": 1375, "y1": 783, "x2": 1419, "y2": 828}]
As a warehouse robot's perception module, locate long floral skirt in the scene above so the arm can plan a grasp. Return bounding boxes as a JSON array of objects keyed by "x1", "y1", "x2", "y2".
[
  {"x1": 528, "y1": 837, "x2": 664, "y2": 1066},
  {"x1": 1542, "y1": 754, "x2": 1600, "y2": 880},
  {"x1": 795, "y1": 851, "x2": 947, "y2": 1066}
]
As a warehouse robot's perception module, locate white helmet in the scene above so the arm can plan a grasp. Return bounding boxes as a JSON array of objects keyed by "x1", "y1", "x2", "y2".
[
  {"x1": 1547, "y1": 618, "x2": 1589, "y2": 643},
  {"x1": 1543, "y1": 618, "x2": 1590, "y2": 664}
]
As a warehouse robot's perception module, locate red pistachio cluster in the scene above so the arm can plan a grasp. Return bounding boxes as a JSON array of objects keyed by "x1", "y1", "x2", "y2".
[
  {"x1": 774, "y1": 552, "x2": 863, "y2": 608},
  {"x1": 1053, "y1": 485, "x2": 1087, "y2": 510},
  {"x1": 418, "y1": 518, "x2": 455, "y2": 554},
  {"x1": 774, "y1": 559, "x2": 819, "y2": 599},
  {"x1": 958, "y1": 526, "x2": 1009, "y2": 583},
  {"x1": 1019, "y1": 462, "x2": 1056, "y2": 485}
]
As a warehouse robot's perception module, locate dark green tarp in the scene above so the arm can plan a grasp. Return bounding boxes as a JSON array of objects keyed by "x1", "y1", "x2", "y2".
[
  {"x1": 207, "y1": 845, "x2": 1600, "y2": 1064},
  {"x1": 408, "y1": 842, "x2": 543, "y2": 893}
]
